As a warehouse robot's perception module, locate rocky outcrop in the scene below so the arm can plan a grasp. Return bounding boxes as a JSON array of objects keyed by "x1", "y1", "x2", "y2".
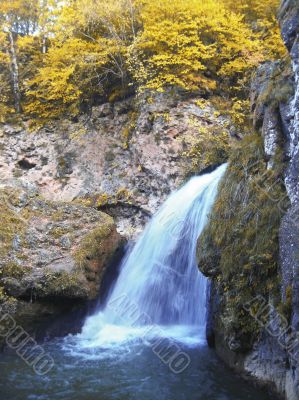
[
  {"x1": 248, "y1": 2, "x2": 299, "y2": 397},
  {"x1": 279, "y1": 2, "x2": 299, "y2": 397},
  {"x1": 0, "y1": 93, "x2": 231, "y2": 237},
  {"x1": 197, "y1": 1, "x2": 299, "y2": 399},
  {"x1": 0, "y1": 182, "x2": 121, "y2": 343}
]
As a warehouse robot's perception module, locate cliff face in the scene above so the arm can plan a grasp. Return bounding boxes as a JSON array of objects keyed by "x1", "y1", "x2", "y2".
[
  {"x1": 197, "y1": 1, "x2": 299, "y2": 399},
  {"x1": 0, "y1": 93, "x2": 231, "y2": 238},
  {"x1": 279, "y1": 1, "x2": 299, "y2": 397}
]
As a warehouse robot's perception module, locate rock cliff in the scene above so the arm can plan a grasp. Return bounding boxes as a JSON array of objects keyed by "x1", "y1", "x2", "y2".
[
  {"x1": 0, "y1": 93, "x2": 231, "y2": 237},
  {"x1": 197, "y1": 1, "x2": 299, "y2": 398}
]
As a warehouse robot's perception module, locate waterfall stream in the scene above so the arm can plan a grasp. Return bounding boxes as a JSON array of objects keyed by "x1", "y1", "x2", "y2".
[
  {"x1": 79, "y1": 164, "x2": 227, "y2": 348},
  {"x1": 0, "y1": 162, "x2": 272, "y2": 400}
]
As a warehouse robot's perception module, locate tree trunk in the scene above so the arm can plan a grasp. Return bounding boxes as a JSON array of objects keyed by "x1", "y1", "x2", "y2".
[
  {"x1": 8, "y1": 30, "x2": 21, "y2": 113},
  {"x1": 41, "y1": 0, "x2": 48, "y2": 54},
  {"x1": 42, "y1": 34, "x2": 47, "y2": 54}
]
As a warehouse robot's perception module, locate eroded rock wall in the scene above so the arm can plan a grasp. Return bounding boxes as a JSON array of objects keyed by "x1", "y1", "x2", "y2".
[
  {"x1": 0, "y1": 93, "x2": 231, "y2": 237},
  {"x1": 197, "y1": 1, "x2": 299, "y2": 398}
]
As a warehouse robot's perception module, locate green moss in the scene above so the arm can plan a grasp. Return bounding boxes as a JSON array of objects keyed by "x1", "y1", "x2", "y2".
[
  {"x1": 0, "y1": 190, "x2": 26, "y2": 257},
  {"x1": 122, "y1": 111, "x2": 138, "y2": 149},
  {"x1": 49, "y1": 226, "x2": 70, "y2": 238},
  {"x1": 182, "y1": 124, "x2": 231, "y2": 175},
  {"x1": 115, "y1": 188, "x2": 133, "y2": 202},
  {"x1": 257, "y1": 59, "x2": 294, "y2": 108},
  {"x1": 74, "y1": 221, "x2": 113, "y2": 271},
  {"x1": 1, "y1": 262, "x2": 31, "y2": 280},
  {"x1": 197, "y1": 133, "x2": 289, "y2": 344},
  {"x1": 96, "y1": 188, "x2": 133, "y2": 208},
  {"x1": 96, "y1": 193, "x2": 110, "y2": 207},
  {"x1": 0, "y1": 287, "x2": 8, "y2": 303},
  {"x1": 153, "y1": 111, "x2": 170, "y2": 123},
  {"x1": 39, "y1": 269, "x2": 85, "y2": 297},
  {"x1": 278, "y1": 284, "x2": 293, "y2": 323}
]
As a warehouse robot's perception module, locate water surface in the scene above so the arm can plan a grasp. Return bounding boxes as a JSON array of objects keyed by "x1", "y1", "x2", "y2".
[{"x1": 0, "y1": 337, "x2": 270, "y2": 400}]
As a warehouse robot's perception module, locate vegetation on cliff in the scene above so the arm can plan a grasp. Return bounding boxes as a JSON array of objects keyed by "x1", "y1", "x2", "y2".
[
  {"x1": 197, "y1": 133, "x2": 290, "y2": 346},
  {"x1": 0, "y1": 0, "x2": 285, "y2": 125}
]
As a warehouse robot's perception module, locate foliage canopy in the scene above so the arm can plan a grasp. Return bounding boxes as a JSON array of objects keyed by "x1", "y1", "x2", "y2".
[{"x1": 0, "y1": 0, "x2": 285, "y2": 123}]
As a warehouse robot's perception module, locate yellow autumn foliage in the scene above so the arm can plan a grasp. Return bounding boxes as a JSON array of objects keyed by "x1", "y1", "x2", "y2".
[
  {"x1": 25, "y1": 37, "x2": 114, "y2": 120},
  {"x1": 0, "y1": 0, "x2": 287, "y2": 122},
  {"x1": 128, "y1": 0, "x2": 265, "y2": 93}
]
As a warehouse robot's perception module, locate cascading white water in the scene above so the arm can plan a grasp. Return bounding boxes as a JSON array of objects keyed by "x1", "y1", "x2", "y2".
[{"x1": 79, "y1": 164, "x2": 227, "y2": 348}]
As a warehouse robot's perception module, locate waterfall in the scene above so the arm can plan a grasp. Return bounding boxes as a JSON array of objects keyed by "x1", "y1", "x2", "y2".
[{"x1": 79, "y1": 164, "x2": 227, "y2": 348}]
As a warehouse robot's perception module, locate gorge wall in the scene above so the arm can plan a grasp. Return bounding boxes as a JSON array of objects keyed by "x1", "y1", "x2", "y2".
[{"x1": 197, "y1": 1, "x2": 299, "y2": 399}]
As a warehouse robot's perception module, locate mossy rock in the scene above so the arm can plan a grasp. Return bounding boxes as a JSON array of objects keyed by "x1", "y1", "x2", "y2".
[
  {"x1": 197, "y1": 132, "x2": 289, "y2": 349},
  {"x1": 0, "y1": 184, "x2": 121, "y2": 326},
  {"x1": 0, "y1": 188, "x2": 27, "y2": 258}
]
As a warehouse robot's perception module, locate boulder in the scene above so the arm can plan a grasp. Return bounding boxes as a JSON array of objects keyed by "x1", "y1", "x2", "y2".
[{"x1": 0, "y1": 183, "x2": 122, "y2": 343}]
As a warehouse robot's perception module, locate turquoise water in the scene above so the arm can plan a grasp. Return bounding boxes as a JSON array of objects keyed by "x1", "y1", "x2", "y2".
[{"x1": 0, "y1": 338, "x2": 271, "y2": 400}]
